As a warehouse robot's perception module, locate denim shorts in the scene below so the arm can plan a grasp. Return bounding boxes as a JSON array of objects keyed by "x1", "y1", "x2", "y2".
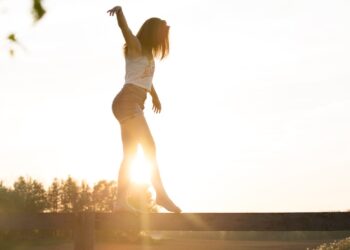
[{"x1": 112, "y1": 84, "x2": 147, "y2": 124}]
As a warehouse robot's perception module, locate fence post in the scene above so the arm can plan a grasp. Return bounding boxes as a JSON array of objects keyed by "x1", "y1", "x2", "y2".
[{"x1": 74, "y1": 212, "x2": 95, "y2": 250}]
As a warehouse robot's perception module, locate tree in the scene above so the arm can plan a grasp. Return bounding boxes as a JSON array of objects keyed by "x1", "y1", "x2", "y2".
[
  {"x1": 12, "y1": 176, "x2": 47, "y2": 212},
  {"x1": 92, "y1": 180, "x2": 117, "y2": 212},
  {"x1": 47, "y1": 178, "x2": 61, "y2": 212},
  {"x1": 0, "y1": 181, "x2": 11, "y2": 212},
  {"x1": 60, "y1": 176, "x2": 79, "y2": 212},
  {"x1": 12, "y1": 176, "x2": 30, "y2": 211},
  {"x1": 77, "y1": 181, "x2": 92, "y2": 212},
  {"x1": 1, "y1": 176, "x2": 157, "y2": 214},
  {"x1": 28, "y1": 179, "x2": 47, "y2": 212}
]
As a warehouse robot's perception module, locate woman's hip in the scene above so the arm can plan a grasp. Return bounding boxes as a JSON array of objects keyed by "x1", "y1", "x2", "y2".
[{"x1": 112, "y1": 84, "x2": 147, "y2": 123}]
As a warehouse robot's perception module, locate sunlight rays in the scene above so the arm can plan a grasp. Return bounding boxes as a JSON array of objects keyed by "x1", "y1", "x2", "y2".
[{"x1": 130, "y1": 146, "x2": 151, "y2": 185}]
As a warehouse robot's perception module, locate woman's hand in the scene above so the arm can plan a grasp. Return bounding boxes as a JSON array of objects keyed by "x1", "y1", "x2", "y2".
[
  {"x1": 150, "y1": 85, "x2": 161, "y2": 114},
  {"x1": 107, "y1": 6, "x2": 121, "y2": 16},
  {"x1": 152, "y1": 97, "x2": 162, "y2": 114}
]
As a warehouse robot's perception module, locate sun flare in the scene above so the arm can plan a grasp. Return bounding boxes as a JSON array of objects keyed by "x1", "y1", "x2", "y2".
[{"x1": 130, "y1": 146, "x2": 151, "y2": 184}]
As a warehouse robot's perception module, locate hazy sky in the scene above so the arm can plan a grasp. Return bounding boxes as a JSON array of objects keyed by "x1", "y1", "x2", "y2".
[{"x1": 1, "y1": 0, "x2": 350, "y2": 212}]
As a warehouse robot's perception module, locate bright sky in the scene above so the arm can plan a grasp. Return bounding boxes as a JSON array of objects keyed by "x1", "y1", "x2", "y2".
[{"x1": 1, "y1": 0, "x2": 350, "y2": 212}]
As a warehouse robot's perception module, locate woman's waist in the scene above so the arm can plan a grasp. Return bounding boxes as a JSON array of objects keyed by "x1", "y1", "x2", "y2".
[
  {"x1": 123, "y1": 83, "x2": 148, "y2": 92},
  {"x1": 114, "y1": 83, "x2": 147, "y2": 102},
  {"x1": 124, "y1": 78, "x2": 152, "y2": 91}
]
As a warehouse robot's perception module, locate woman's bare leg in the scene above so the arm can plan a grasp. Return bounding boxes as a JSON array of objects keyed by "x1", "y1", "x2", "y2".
[
  {"x1": 121, "y1": 115, "x2": 181, "y2": 213},
  {"x1": 114, "y1": 121, "x2": 138, "y2": 211}
]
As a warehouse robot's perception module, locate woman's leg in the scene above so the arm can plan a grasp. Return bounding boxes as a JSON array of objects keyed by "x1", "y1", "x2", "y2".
[
  {"x1": 115, "y1": 122, "x2": 138, "y2": 209},
  {"x1": 121, "y1": 115, "x2": 181, "y2": 213}
]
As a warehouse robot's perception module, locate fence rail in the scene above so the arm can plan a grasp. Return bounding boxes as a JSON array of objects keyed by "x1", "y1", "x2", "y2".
[{"x1": 1, "y1": 212, "x2": 350, "y2": 250}]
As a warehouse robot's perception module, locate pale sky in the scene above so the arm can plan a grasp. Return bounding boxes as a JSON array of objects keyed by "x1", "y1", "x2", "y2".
[{"x1": 1, "y1": 0, "x2": 350, "y2": 212}]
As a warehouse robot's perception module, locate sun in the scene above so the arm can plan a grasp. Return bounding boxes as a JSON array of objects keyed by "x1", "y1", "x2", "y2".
[{"x1": 130, "y1": 146, "x2": 151, "y2": 184}]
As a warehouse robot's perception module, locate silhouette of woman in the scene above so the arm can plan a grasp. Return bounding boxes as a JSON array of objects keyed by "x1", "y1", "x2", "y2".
[{"x1": 107, "y1": 6, "x2": 181, "y2": 213}]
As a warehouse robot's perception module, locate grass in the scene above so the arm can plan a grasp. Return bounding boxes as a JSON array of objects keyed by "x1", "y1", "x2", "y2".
[
  {"x1": 0, "y1": 238, "x2": 334, "y2": 250},
  {"x1": 311, "y1": 237, "x2": 350, "y2": 250}
]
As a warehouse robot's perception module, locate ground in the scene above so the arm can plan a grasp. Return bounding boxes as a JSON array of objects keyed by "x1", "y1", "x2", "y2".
[{"x1": 1, "y1": 239, "x2": 333, "y2": 250}]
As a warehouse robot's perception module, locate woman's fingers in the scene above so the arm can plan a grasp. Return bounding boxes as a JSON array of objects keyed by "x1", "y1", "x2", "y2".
[
  {"x1": 107, "y1": 6, "x2": 120, "y2": 15},
  {"x1": 152, "y1": 105, "x2": 161, "y2": 114},
  {"x1": 107, "y1": 7, "x2": 119, "y2": 16}
]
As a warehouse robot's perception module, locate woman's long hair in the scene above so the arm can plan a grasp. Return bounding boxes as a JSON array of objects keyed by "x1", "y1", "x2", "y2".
[{"x1": 124, "y1": 17, "x2": 169, "y2": 59}]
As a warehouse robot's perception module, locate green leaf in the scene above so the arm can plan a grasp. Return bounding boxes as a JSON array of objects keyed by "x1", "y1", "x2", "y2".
[
  {"x1": 32, "y1": 0, "x2": 46, "y2": 22},
  {"x1": 7, "y1": 33, "x2": 17, "y2": 42}
]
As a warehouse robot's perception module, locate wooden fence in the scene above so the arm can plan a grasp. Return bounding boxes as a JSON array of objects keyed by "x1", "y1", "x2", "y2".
[{"x1": 0, "y1": 212, "x2": 350, "y2": 250}]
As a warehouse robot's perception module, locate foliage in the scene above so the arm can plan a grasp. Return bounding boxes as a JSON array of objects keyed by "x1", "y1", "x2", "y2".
[
  {"x1": 3, "y1": 0, "x2": 46, "y2": 56},
  {"x1": 32, "y1": 0, "x2": 46, "y2": 22},
  {"x1": 92, "y1": 180, "x2": 117, "y2": 212},
  {"x1": 78, "y1": 180, "x2": 93, "y2": 212},
  {"x1": 47, "y1": 178, "x2": 60, "y2": 212},
  {"x1": 10, "y1": 177, "x2": 47, "y2": 212},
  {"x1": 0, "y1": 176, "x2": 155, "y2": 242},
  {"x1": 60, "y1": 176, "x2": 79, "y2": 212},
  {"x1": 128, "y1": 183, "x2": 157, "y2": 212},
  {"x1": 311, "y1": 237, "x2": 350, "y2": 250},
  {"x1": 0, "y1": 176, "x2": 155, "y2": 213}
]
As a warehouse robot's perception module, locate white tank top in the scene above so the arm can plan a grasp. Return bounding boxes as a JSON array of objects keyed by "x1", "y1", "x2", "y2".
[{"x1": 124, "y1": 56, "x2": 155, "y2": 91}]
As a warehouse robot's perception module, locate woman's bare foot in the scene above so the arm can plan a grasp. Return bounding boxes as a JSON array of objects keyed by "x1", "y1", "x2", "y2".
[{"x1": 156, "y1": 195, "x2": 181, "y2": 213}]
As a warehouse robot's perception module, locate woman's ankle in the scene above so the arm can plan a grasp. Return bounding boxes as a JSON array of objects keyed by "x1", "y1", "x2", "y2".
[{"x1": 155, "y1": 195, "x2": 181, "y2": 213}]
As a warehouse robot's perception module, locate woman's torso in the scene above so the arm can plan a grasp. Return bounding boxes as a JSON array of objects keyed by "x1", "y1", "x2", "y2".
[{"x1": 124, "y1": 55, "x2": 155, "y2": 92}]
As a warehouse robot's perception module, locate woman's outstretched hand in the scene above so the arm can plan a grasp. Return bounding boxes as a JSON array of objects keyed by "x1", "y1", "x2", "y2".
[
  {"x1": 152, "y1": 97, "x2": 162, "y2": 114},
  {"x1": 107, "y1": 6, "x2": 121, "y2": 16}
]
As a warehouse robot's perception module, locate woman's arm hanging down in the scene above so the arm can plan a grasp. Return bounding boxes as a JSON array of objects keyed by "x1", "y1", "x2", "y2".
[{"x1": 150, "y1": 85, "x2": 162, "y2": 114}]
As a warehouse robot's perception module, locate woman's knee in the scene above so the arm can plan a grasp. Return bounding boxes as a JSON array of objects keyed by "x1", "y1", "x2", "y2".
[
  {"x1": 143, "y1": 139, "x2": 157, "y2": 159},
  {"x1": 122, "y1": 115, "x2": 157, "y2": 158},
  {"x1": 121, "y1": 142, "x2": 137, "y2": 165}
]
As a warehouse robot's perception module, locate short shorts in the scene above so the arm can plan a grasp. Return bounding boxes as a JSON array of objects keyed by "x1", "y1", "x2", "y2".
[{"x1": 112, "y1": 84, "x2": 147, "y2": 124}]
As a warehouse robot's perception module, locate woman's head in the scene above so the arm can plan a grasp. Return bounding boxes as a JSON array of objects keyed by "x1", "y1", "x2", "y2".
[{"x1": 126, "y1": 18, "x2": 170, "y2": 59}]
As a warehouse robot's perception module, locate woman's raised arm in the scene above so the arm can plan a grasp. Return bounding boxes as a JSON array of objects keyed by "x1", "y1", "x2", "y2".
[{"x1": 107, "y1": 6, "x2": 141, "y2": 55}]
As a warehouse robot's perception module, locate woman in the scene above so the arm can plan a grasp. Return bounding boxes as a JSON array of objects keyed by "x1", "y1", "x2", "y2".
[{"x1": 107, "y1": 6, "x2": 181, "y2": 213}]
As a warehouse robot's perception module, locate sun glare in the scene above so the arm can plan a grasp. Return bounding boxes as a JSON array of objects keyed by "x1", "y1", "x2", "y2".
[{"x1": 130, "y1": 146, "x2": 151, "y2": 184}]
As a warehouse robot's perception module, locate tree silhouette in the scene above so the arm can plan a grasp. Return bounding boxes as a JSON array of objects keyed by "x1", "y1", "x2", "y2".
[
  {"x1": 60, "y1": 176, "x2": 79, "y2": 212},
  {"x1": 0, "y1": 176, "x2": 158, "y2": 242},
  {"x1": 12, "y1": 177, "x2": 47, "y2": 212},
  {"x1": 0, "y1": 176, "x2": 156, "y2": 213},
  {"x1": 92, "y1": 180, "x2": 117, "y2": 212},
  {"x1": 0, "y1": 181, "x2": 13, "y2": 212},
  {"x1": 47, "y1": 178, "x2": 61, "y2": 212},
  {"x1": 28, "y1": 179, "x2": 47, "y2": 212},
  {"x1": 77, "y1": 180, "x2": 93, "y2": 212}
]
